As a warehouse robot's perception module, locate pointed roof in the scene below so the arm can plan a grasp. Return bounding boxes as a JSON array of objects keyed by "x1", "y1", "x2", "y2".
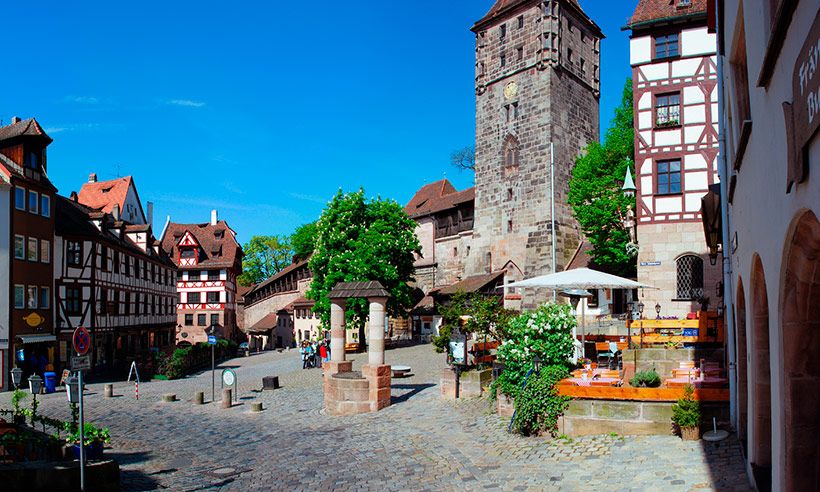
[
  {"x1": 0, "y1": 118, "x2": 53, "y2": 144},
  {"x1": 626, "y1": 0, "x2": 708, "y2": 30},
  {"x1": 405, "y1": 179, "x2": 474, "y2": 219},
  {"x1": 473, "y1": 0, "x2": 601, "y2": 37},
  {"x1": 160, "y1": 219, "x2": 243, "y2": 270},
  {"x1": 77, "y1": 176, "x2": 144, "y2": 219}
]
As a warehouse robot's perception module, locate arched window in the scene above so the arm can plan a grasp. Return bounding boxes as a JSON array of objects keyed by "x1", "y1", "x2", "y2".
[
  {"x1": 502, "y1": 135, "x2": 520, "y2": 176},
  {"x1": 676, "y1": 254, "x2": 704, "y2": 300}
]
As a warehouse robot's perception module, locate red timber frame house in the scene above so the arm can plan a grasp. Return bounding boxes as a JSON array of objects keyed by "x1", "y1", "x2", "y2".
[
  {"x1": 626, "y1": 0, "x2": 723, "y2": 318},
  {"x1": 161, "y1": 210, "x2": 243, "y2": 345}
]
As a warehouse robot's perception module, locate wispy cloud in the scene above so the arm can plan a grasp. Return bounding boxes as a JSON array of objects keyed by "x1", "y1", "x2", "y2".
[
  {"x1": 44, "y1": 123, "x2": 102, "y2": 134},
  {"x1": 289, "y1": 192, "x2": 327, "y2": 204},
  {"x1": 64, "y1": 95, "x2": 99, "y2": 104},
  {"x1": 167, "y1": 99, "x2": 206, "y2": 108},
  {"x1": 222, "y1": 181, "x2": 246, "y2": 195},
  {"x1": 153, "y1": 194, "x2": 299, "y2": 219}
]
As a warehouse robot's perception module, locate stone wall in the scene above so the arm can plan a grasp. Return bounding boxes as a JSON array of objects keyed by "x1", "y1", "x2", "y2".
[
  {"x1": 434, "y1": 232, "x2": 474, "y2": 288},
  {"x1": 621, "y1": 347, "x2": 725, "y2": 382},
  {"x1": 243, "y1": 278, "x2": 311, "y2": 328},
  {"x1": 636, "y1": 222, "x2": 723, "y2": 319},
  {"x1": 470, "y1": 1, "x2": 600, "y2": 309}
]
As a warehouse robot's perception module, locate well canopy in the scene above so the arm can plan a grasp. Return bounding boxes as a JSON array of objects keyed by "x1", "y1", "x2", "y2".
[{"x1": 502, "y1": 268, "x2": 654, "y2": 290}]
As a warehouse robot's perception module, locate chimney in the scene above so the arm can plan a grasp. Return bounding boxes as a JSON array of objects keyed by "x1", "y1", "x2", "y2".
[
  {"x1": 147, "y1": 201, "x2": 154, "y2": 229},
  {"x1": 70, "y1": 191, "x2": 78, "y2": 202},
  {"x1": 210, "y1": 209, "x2": 218, "y2": 226},
  {"x1": 10, "y1": 116, "x2": 21, "y2": 124},
  {"x1": 88, "y1": 173, "x2": 97, "y2": 183},
  {"x1": 112, "y1": 203, "x2": 120, "y2": 221}
]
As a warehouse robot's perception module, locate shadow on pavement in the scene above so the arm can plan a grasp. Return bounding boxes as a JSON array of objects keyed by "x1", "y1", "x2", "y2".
[{"x1": 390, "y1": 383, "x2": 435, "y2": 405}]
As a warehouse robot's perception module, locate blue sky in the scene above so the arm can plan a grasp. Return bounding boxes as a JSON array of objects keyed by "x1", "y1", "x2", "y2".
[{"x1": 2, "y1": 0, "x2": 636, "y2": 244}]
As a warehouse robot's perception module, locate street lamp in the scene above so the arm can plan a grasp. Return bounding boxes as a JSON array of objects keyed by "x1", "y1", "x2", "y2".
[
  {"x1": 10, "y1": 367, "x2": 23, "y2": 389},
  {"x1": 66, "y1": 376, "x2": 80, "y2": 403},
  {"x1": 637, "y1": 302, "x2": 645, "y2": 318},
  {"x1": 533, "y1": 355, "x2": 543, "y2": 374},
  {"x1": 655, "y1": 302, "x2": 662, "y2": 319},
  {"x1": 28, "y1": 374, "x2": 43, "y2": 395},
  {"x1": 621, "y1": 164, "x2": 638, "y2": 255}
]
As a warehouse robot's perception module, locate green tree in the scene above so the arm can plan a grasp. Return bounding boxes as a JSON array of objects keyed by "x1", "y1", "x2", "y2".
[
  {"x1": 307, "y1": 189, "x2": 420, "y2": 348},
  {"x1": 568, "y1": 79, "x2": 636, "y2": 277},
  {"x1": 238, "y1": 235, "x2": 293, "y2": 286},
  {"x1": 291, "y1": 221, "x2": 318, "y2": 261},
  {"x1": 432, "y1": 291, "x2": 515, "y2": 353}
]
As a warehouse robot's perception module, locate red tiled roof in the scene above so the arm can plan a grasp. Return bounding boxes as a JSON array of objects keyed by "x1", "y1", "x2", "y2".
[
  {"x1": 0, "y1": 118, "x2": 52, "y2": 144},
  {"x1": 627, "y1": 0, "x2": 707, "y2": 29},
  {"x1": 247, "y1": 312, "x2": 278, "y2": 333},
  {"x1": 246, "y1": 259, "x2": 310, "y2": 298},
  {"x1": 405, "y1": 179, "x2": 474, "y2": 219},
  {"x1": 566, "y1": 240, "x2": 593, "y2": 270},
  {"x1": 77, "y1": 176, "x2": 135, "y2": 215},
  {"x1": 161, "y1": 220, "x2": 243, "y2": 270},
  {"x1": 435, "y1": 271, "x2": 506, "y2": 296}
]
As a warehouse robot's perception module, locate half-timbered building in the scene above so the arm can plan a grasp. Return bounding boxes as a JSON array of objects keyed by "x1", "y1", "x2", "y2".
[
  {"x1": 54, "y1": 193, "x2": 177, "y2": 374},
  {"x1": 160, "y1": 211, "x2": 243, "y2": 345},
  {"x1": 0, "y1": 117, "x2": 57, "y2": 389},
  {"x1": 627, "y1": 0, "x2": 723, "y2": 318}
]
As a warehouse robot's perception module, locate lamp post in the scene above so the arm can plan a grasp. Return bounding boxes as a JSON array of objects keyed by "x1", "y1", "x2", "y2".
[
  {"x1": 621, "y1": 163, "x2": 638, "y2": 256},
  {"x1": 533, "y1": 355, "x2": 543, "y2": 374},
  {"x1": 655, "y1": 302, "x2": 662, "y2": 319},
  {"x1": 10, "y1": 367, "x2": 22, "y2": 389},
  {"x1": 65, "y1": 375, "x2": 85, "y2": 491}
]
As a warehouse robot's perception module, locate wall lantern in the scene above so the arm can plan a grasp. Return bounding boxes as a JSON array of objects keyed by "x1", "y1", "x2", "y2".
[
  {"x1": 10, "y1": 367, "x2": 23, "y2": 389},
  {"x1": 28, "y1": 374, "x2": 43, "y2": 395}
]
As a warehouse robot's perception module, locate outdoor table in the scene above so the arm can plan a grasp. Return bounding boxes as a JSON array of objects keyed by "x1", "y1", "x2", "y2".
[
  {"x1": 665, "y1": 376, "x2": 727, "y2": 388},
  {"x1": 565, "y1": 377, "x2": 621, "y2": 387},
  {"x1": 571, "y1": 368, "x2": 618, "y2": 378}
]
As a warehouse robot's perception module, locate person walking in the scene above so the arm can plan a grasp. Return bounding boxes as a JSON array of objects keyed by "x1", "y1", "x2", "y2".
[{"x1": 319, "y1": 342, "x2": 328, "y2": 366}]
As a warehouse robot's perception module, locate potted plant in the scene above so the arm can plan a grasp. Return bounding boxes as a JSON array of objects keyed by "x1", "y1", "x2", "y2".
[
  {"x1": 66, "y1": 422, "x2": 110, "y2": 460},
  {"x1": 629, "y1": 369, "x2": 662, "y2": 388},
  {"x1": 10, "y1": 389, "x2": 27, "y2": 425},
  {"x1": 672, "y1": 384, "x2": 701, "y2": 440}
]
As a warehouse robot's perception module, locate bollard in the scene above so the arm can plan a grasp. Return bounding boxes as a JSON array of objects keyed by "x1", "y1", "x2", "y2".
[
  {"x1": 104, "y1": 384, "x2": 114, "y2": 398},
  {"x1": 251, "y1": 402, "x2": 263, "y2": 412},
  {"x1": 222, "y1": 389, "x2": 232, "y2": 408},
  {"x1": 194, "y1": 391, "x2": 204, "y2": 405},
  {"x1": 162, "y1": 393, "x2": 176, "y2": 403}
]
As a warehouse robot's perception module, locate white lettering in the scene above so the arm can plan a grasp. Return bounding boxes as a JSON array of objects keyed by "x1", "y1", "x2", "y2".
[
  {"x1": 809, "y1": 87, "x2": 819, "y2": 124},
  {"x1": 798, "y1": 38, "x2": 820, "y2": 95}
]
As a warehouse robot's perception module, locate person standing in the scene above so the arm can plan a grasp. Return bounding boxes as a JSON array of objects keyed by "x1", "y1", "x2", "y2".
[{"x1": 319, "y1": 342, "x2": 328, "y2": 365}]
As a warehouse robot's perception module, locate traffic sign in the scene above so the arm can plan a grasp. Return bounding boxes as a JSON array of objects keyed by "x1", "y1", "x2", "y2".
[
  {"x1": 71, "y1": 355, "x2": 91, "y2": 371},
  {"x1": 222, "y1": 368, "x2": 235, "y2": 387},
  {"x1": 72, "y1": 327, "x2": 91, "y2": 356},
  {"x1": 208, "y1": 335, "x2": 217, "y2": 345}
]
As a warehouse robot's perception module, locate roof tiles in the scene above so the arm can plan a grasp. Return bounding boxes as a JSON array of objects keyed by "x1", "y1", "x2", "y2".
[{"x1": 627, "y1": 0, "x2": 707, "y2": 29}]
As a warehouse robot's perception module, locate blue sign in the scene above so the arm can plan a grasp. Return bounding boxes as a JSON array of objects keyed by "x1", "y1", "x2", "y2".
[{"x1": 208, "y1": 335, "x2": 217, "y2": 345}]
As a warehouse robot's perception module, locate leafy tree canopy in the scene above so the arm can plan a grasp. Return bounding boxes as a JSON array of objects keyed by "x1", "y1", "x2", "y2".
[
  {"x1": 238, "y1": 235, "x2": 293, "y2": 286},
  {"x1": 291, "y1": 221, "x2": 318, "y2": 262},
  {"x1": 568, "y1": 78, "x2": 637, "y2": 277},
  {"x1": 307, "y1": 189, "x2": 420, "y2": 345},
  {"x1": 432, "y1": 291, "x2": 515, "y2": 353}
]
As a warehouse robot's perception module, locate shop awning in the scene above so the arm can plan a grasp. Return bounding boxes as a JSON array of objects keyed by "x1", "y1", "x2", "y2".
[{"x1": 16, "y1": 334, "x2": 57, "y2": 344}]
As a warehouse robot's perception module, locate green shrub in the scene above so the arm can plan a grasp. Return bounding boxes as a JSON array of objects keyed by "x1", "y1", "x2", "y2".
[
  {"x1": 629, "y1": 369, "x2": 662, "y2": 388},
  {"x1": 431, "y1": 323, "x2": 452, "y2": 353},
  {"x1": 672, "y1": 384, "x2": 701, "y2": 428},
  {"x1": 512, "y1": 365, "x2": 570, "y2": 437}
]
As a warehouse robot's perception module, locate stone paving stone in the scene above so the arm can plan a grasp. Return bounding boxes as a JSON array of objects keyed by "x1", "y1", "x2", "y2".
[{"x1": 0, "y1": 344, "x2": 752, "y2": 491}]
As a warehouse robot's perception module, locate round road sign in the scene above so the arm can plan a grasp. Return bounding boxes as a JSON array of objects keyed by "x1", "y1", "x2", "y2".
[
  {"x1": 222, "y1": 369, "x2": 236, "y2": 387},
  {"x1": 72, "y1": 326, "x2": 91, "y2": 356}
]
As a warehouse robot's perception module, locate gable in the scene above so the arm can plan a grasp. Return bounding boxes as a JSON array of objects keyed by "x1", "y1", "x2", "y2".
[{"x1": 177, "y1": 231, "x2": 200, "y2": 248}]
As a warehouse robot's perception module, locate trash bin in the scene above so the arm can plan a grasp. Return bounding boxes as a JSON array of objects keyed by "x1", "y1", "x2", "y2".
[{"x1": 44, "y1": 371, "x2": 57, "y2": 394}]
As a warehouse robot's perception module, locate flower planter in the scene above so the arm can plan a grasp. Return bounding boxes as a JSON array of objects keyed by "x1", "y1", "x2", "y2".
[
  {"x1": 680, "y1": 425, "x2": 700, "y2": 440},
  {"x1": 71, "y1": 441, "x2": 104, "y2": 460}
]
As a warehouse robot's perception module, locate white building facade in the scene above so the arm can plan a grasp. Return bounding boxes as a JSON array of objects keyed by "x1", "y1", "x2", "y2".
[{"x1": 627, "y1": 0, "x2": 723, "y2": 319}]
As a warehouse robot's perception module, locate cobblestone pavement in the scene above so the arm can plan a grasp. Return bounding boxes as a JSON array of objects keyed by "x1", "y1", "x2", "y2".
[{"x1": 0, "y1": 344, "x2": 752, "y2": 491}]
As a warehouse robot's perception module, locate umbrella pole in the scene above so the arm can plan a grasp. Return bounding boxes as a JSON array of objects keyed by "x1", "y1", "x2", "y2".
[{"x1": 581, "y1": 301, "x2": 586, "y2": 358}]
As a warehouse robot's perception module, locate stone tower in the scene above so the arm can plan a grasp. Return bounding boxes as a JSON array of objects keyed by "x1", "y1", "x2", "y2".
[{"x1": 468, "y1": 0, "x2": 602, "y2": 298}]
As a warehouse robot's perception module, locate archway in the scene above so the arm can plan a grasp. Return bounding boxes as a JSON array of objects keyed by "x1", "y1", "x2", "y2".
[
  {"x1": 780, "y1": 210, "x2": 820, "y2": 491},
  {"x1": 735, "y1": 278, "x2": 748, "y2": 450},
  {"x1": 750, "y1": 256, "x2": 771, "y2": 490}
]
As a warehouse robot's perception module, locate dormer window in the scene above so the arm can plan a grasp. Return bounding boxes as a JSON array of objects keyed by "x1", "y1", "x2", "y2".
[
  {"x1": 24, "y1": 150, "x2": 39, "y2": 170},
  {"x1": 214, "y1": 230, "x2": 224, "y2": 240},
  {"x1": 180, "y1": 249, "x2": 196, "y2": 259}
]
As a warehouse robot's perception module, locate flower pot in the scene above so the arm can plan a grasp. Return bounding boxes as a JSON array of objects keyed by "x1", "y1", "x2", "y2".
[
  {"x1": 71, "y1": 441, "x2": 105, "y2": 460},
  {"x1": 680, "y1": 425, "x2": 700, "y2": 440}
]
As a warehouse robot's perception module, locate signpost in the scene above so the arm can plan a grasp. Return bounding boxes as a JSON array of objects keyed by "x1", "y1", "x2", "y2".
[
  {"x1": 71, "y1": 326, "x2": 91, "y2": 492},
  {"x1": 221, "y1": 368, "x2": 237, "y2": 403},
  {"x1": 208, "y1": 327, "x2": 218, "y2": 403},
  {"x1": 127, "y1": 361, "x2": 141, "y2": 400}
]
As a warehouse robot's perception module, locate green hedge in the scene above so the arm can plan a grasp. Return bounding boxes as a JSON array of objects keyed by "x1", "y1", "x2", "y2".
[{"x1": 156, "y1": 340, "x2": 238, "y2": 379}]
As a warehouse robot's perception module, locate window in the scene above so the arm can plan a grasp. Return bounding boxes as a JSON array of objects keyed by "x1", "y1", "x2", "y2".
[
  {"x1": 135, "y1": 294, "x2": 141, "y2": 315},
  {"x1": 517, "y1": 46, "x2": 523, "y2": 61},
  {"x1": 27, "y1": 286, "x2": 38, "y2": 309},
  {"x1": 197, "y1": 314, "x2": 206, "y2": 326},
  {"x1": 655, "y1": 93, "x2": 681, "y2": 126},
  {"x1": 14, "y1": 235, "x2": 25, "y2": 259},
  {"x1": 567, "y1": 48, "x2": 574, "y2": 64},
  {"x1": 39, "y1": 287, "x2": 50, "y2": 309},
  {"x1": 208, "y1": 270, "x2": 220, "y2": 281},
  {"x1": 587, "y1": 289, "x2": 599, "y2": 308},
  {"x1": 113, "y1": 290, "x2": 121, "y2": 315},
  {"x1": 40, "y1": 195, "x2": 50, "y2": 217},
  {"x1": 184, "y1": 314, "x2": 194, "y2": 326},
  {"x1": 500, "y1": 53, "x2": 506, "y2": 67},
  {"x1": 177, "y1": 270, "x2": 183, "y2": 281},
  {"x1": 27, "y1": 238, "x2": 38, "y2": 262},
  {"x1": 517, "y1": 15, "x2": 524, "y2": 29},
  {"x1": 503, "y1": 135, "x2": 520, "y2": 176},
  {"x1": 676, "y1": 255, "x2": 704, "y2": 300},
  {"x1": 99, "y1": 289, "x2": 109, "y2": 314},
  {"x1": 507, "y1": 188, "x2": 513, "y2": 201},
  {"x1": 14, "y1": 285, "x2": 24, "y2": 309},
  {"x1": 654, "y1": 33, "x2": 679, "y2": 59},
  {"x1": 656, "y1": 160, "x2": 682, "y2": 194},
  {"x1": 66, "y1": 287, "x2": 82, "y2": 314},
  {"x1": 207, "y1": 291, "x2": 219, "y2": 303},
  {"x1": 124, "y1": 292, "x2": 130, "y2": 315},
  {"x1": 101, "y1": 246, "x2": 109, "y2": 271},
  {"x1": 124, "y1": 256, "x2": 130, "y2": 276},
  {"x1": 14, "y1": 187, "x2": 25, "y2": 210},
  {"x1": 188, "y1": 271, "x2": 200, "y2": 281},
  {"x1": 113, "y1": 251, "x2": 120, "y2": 273},
  {"x1": 499, "y1": 23, "x2": 506, "y2": 39},
  {"x1": 28, "y1": 190, "x2": 38, "y2": 214},
  {"x1": 181, "y1": 249, "x2": 196, "y2": 259},
  {"x1": 25, "y1": 150, "x2": 39, "y2": 169},
  {"x1": 40, "y1": 239, "x2": 50, "y2": 264},
  {"x1": 453, "y1": 247, "x2": 458, "y2": 257},
  {"x1": 507, "y1": 220, "x2": 513, "y2": 233},
  {"x1": 188, "y1": 292, "x2": 201, "y2": 304},
  {"x1": 67, "y1": 241, "x2": 83, "y2": 267},
  {"x1": 580, "y1": 57, "x2": 586, "y2": 74},
  {"x1": 210, "y1": 314, "x2": 219, "y2": 326}
]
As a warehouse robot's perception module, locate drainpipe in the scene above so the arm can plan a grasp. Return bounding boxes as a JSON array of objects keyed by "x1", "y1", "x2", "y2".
[{"x1": 715, "y1": 1, "x2": 737, "y2": 430}]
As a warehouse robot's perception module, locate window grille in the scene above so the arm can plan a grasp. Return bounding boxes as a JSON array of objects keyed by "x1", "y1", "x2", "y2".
[{"x1": 676, "y1": 255, "x2": 704, "y2": 300}]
